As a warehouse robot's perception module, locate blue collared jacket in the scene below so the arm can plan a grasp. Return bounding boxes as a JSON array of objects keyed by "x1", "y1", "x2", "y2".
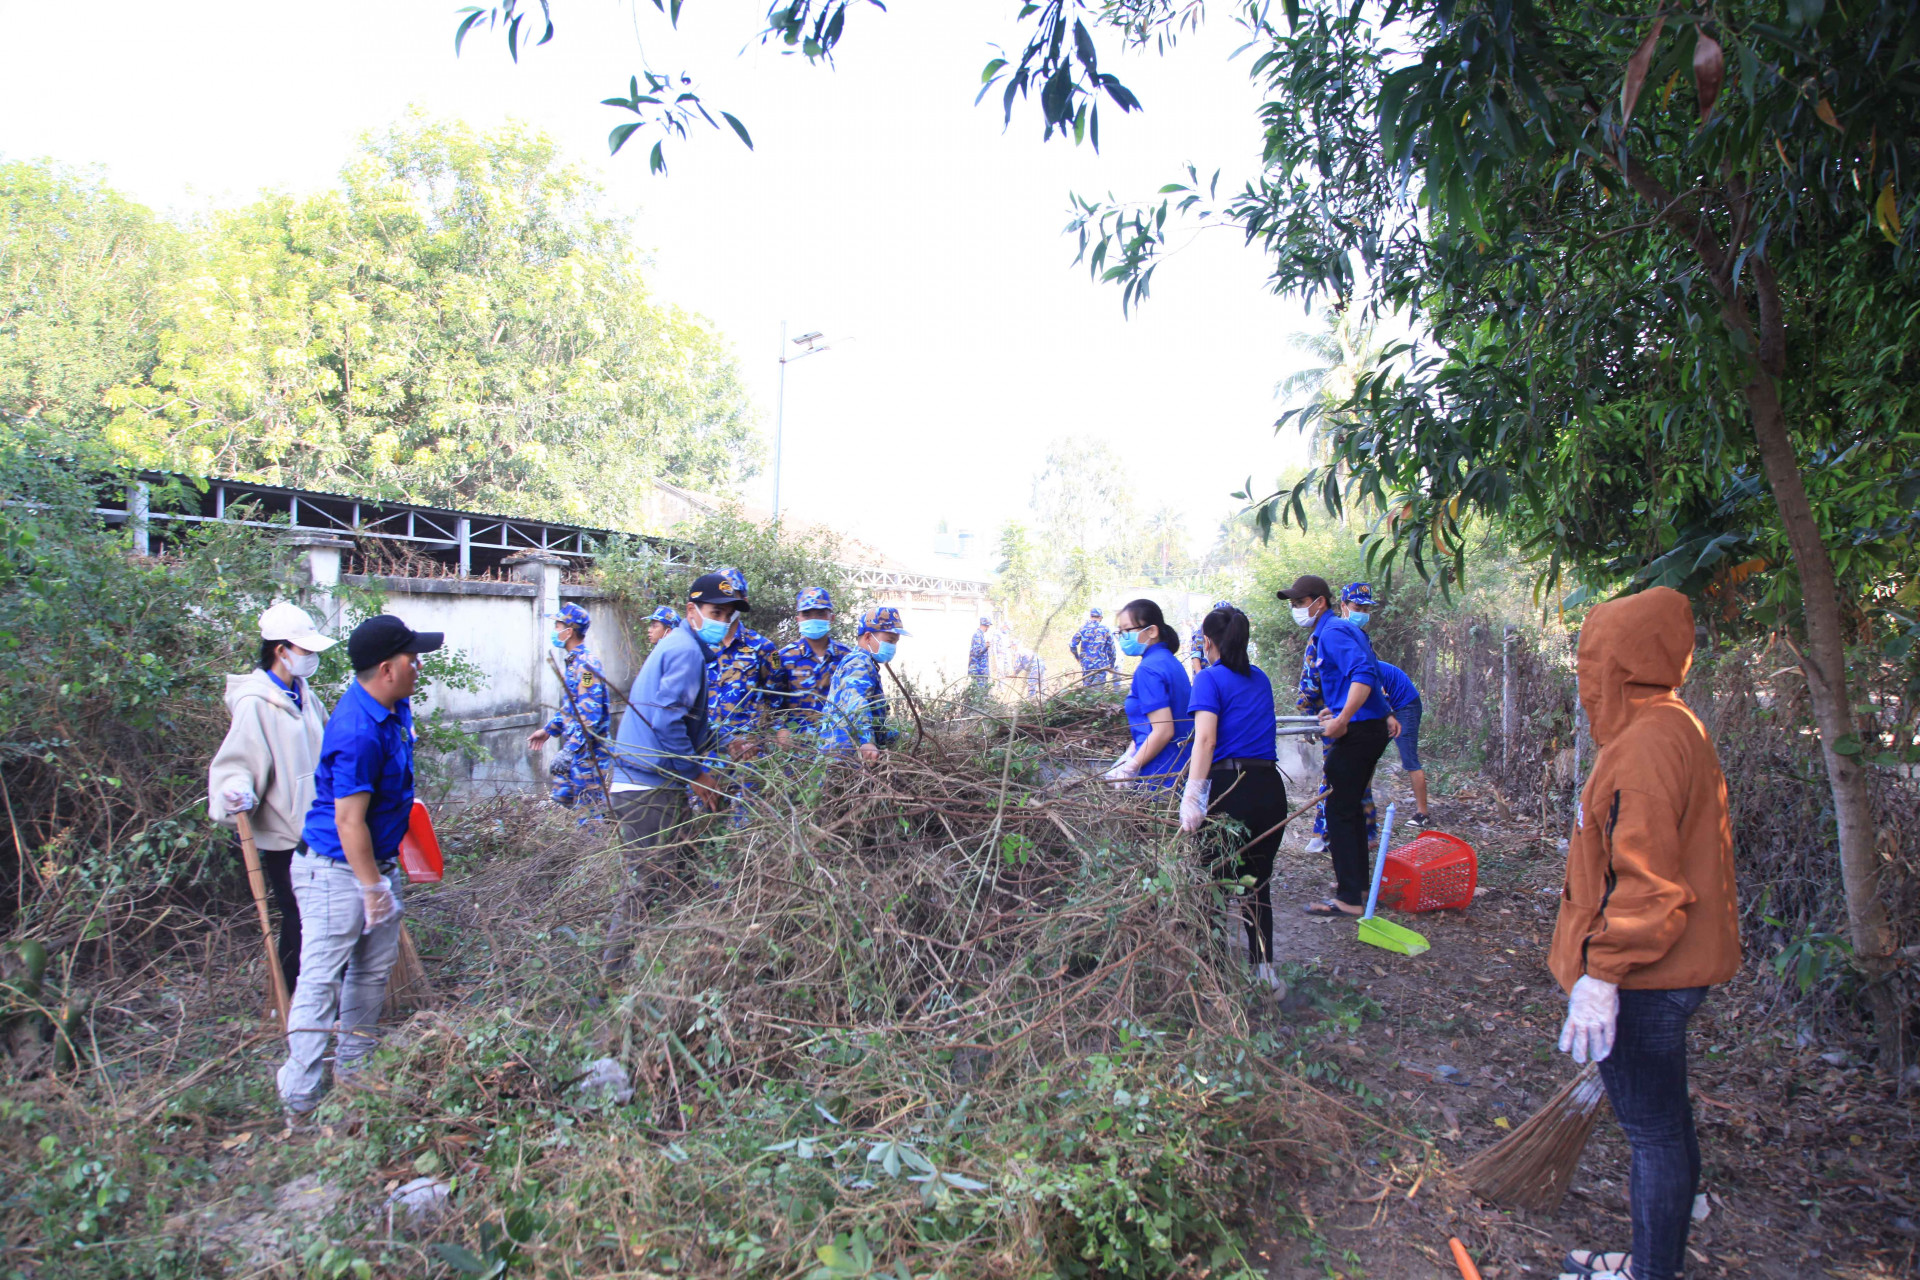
[
  {"x1": 1310, "y1": 611, "x2": 1390, "y2": 722},
  {"x1": 611, "y1": 623, "x2": 714, "y2": 788},
  {"x1": 301, "y1": 680, "x2": 415, "y2": 862}
]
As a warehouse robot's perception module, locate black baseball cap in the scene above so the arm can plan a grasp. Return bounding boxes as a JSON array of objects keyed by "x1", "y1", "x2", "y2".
[
  {"x1": 347, "y1": 615, "x2": 445, "y2": 670},
  {"x1": 687, "y1": 572, "x2": 751, "y2": 610},
  {"x1": 1276, "y1": 574, "x2": 1334, "y2": 604}
]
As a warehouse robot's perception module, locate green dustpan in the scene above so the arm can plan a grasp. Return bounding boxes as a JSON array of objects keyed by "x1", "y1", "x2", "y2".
[{"x1": 1358, "y1": 803, "x2": 1430, "y2": 957}]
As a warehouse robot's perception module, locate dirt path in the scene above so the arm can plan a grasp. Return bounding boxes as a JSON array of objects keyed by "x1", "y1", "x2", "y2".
[{"x1": 1248, "y1": 766, "x2": 1919, "y2": 1280}]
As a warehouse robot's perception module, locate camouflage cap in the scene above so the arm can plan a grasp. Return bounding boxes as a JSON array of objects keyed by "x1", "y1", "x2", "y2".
[
  {"x1": 1089, "y1": 607, "x2": 1104, "y2": 618},
  {"x1": 858, "y1": 606, "x2": 910, "y2": 637},
  {"x1": 556, "y1": 602, "x2": 591, "y2": 630},
  {"x1": 715, "y1": 566, "x2": 750, "y2": 599},
  {"x1": 1342, "y1": 582, "x2": 1376, "y2": 606},
  {"x1": 647, "y1": 605, "x2": 681, "y2": 627},
  {"x1": 795, "y1": 587, "x2": 833, "y2": 612}
]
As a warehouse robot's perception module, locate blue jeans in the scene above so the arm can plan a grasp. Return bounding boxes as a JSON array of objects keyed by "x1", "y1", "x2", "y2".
[
  {"x1": 276, "y1": 852, "x2": 404, "y2": 1110},
  {"x1": 1599, "y1": 986, "x2": 1709, "y2": 1280}
]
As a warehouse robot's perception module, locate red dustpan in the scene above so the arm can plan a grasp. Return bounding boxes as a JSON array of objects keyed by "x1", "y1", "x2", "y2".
[{"x1": 397, "y1": 800, "x2": 443, "y2": 884}]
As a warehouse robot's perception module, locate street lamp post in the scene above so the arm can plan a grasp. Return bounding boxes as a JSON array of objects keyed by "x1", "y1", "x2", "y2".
[{"x1": 773, "y1": 324, "x2": 833, "y2": 524}]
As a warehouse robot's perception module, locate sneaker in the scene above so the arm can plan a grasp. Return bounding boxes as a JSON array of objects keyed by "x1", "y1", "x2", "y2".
[
  {"x1": 281, "y1": 1105, "x2": 319, "y2": 1135},
  {"x1": 1305, "y1": 837, "x2": 1327, "y2": 853},
  {"x1": 1408, "y1": 812, "x2": 1433, "y2": 829}
]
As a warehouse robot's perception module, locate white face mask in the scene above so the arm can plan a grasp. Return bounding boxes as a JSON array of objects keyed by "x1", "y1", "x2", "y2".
[
  {"x1": 1290, "y1": 605, "x2": 1314, "y2": 628},
  {"x1": 285, "y1": 650, "x2": 320, "y2": 680}
]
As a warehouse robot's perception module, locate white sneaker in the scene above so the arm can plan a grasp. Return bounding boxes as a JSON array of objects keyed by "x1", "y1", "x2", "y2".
[
  {"x1": 1306, "y1": 837, "x2": 1327, "y2": 853},
  {"x1": 1254, "y1": 962, "x2": 1286, "y2": 995}
]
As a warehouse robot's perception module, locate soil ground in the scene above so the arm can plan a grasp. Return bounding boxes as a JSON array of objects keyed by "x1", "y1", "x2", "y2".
[{"x1": 1251, "y1": 761, "x2": 1920, "y2": 1280}]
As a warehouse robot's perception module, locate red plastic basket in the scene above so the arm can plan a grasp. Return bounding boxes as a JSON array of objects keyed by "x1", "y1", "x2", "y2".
[
  {"x1": 397, "y1": 800, "x2": 443, "y2": 885},
  {"x1": 1376, "y1": 831, "x2": 1477, "y2": 913}
]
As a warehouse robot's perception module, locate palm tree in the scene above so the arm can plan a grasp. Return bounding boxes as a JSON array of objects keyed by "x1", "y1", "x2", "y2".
[
  {"x1": 1276, "y1": 310, "x2": 1385, "y2": 464},
  {"x1": 1143, "y1": 506, "x2": 1186, "y2": 582}
]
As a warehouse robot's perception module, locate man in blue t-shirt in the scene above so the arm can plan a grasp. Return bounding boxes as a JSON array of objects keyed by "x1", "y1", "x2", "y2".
[
  {"x1": 1279, "y1": 574, "x2": 1392, "y2": 916},
  {"x1": 276, "y1": 614, "x2": 443, "y2": 1120}
]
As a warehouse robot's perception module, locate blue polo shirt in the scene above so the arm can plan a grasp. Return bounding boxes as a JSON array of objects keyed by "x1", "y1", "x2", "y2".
[
  {"x1": 1311, "y1": 613, "x2": 1390, "y2": 722},
  {"x1": 301, "y1": 679, "x2": 415, "y2": 862},
  {"x1": 1124, "y1": 643, "x2": 1193, "y2": 788},
  {"x1": 1374, "y1": 659, "x2": 1420, "y2": 712},
  {"x1": 1189, "y1": 663, "x2": 1278, "y2": 761}
]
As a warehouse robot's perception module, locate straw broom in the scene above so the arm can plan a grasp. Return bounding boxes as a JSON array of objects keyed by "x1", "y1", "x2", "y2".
[
  {"x1": 1459, "y1": 1063, "x2": 1607, "y2": 1213},
  {"x1": 384, "y1": 921, "x2": 436, "y2": 1016}
]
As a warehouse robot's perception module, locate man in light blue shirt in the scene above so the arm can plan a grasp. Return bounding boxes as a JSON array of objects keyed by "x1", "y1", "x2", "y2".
[{"x1": 602, "y1": 572, "x2": 733, "y2": 967}]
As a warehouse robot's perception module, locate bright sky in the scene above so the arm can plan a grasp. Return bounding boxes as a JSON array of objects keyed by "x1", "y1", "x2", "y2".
[{"x1": 0, "y1": 0, "x2": 1318, "y2": 572}]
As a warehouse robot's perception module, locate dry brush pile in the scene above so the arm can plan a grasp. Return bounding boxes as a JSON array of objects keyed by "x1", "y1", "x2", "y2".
[{"x1": 320, "y1": 701, "x2": 1364, "y2": 1279}]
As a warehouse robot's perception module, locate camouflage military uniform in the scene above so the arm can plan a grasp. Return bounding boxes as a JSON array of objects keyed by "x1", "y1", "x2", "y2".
[
  {"x1": 704, "y1": 568, "x2": 781, "y2": 749},
  {"x1": 1069, "y1": 612, "x2": 1117, "y2": 687},
  {"x1": 818, "y1": 606, "x2": 908, "y2": 754},
  {"x1": 772, "y1": 588, "x2": 852, "y2": 738},
  {"x1": 542, "y1": 603, "x2": 612, "y2": 808},
  {"x1": 1298, "y1": 616, "x2": 1377, "y2": 845},
  {"x1": 1018, "y1": 650, "x2": 1047, "y2": 699},
  {"x1": 967, "y1": 620, "x2": 993, "y2": 692}
]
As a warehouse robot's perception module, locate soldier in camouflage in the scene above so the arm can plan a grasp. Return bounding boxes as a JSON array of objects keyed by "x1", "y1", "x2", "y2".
[
  {"x1": 645, "y1": 605, "x2": 680, "y2": 647},
  {"x1": 771, "y1": 587, "x2": 853, "y2": 745},
  {"x1": 967, "y1": 617, "x2": 993, "y2": 693},
  {"x1": 527, "y1": 602, "x2": 612, "y2": 811},
  {"x1": 819, "y1": 606, "x2": 908, "y2": 762},
  {"x1": 1190, "y1": 600, "x2": 1233, "y2": 676},
  {"x1": 1068, "y1": 607, "x2": 1117, "y2": 687}
]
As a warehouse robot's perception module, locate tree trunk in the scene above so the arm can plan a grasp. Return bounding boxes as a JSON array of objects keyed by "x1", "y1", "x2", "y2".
[
  {"x1": 1619, "y1": 153, "x2": 1905, "y2": 1072},
  {"x1": 1737, "y1": 264, "x2": 1904, "y2": 1073}
]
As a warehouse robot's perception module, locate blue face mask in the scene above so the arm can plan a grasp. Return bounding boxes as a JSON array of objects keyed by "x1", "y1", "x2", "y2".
[
  {"x1": 696, "y1": 615, "x2": 730, "y2": 646},
  {"x1": 550, "y1": 630, "x2": 569, "y2": 649},
  {"x1": 1118, "y1": 629, "x2": 1146, "y2": 657},
  {"x1": 871, "y1": 640, "x2": 898, "y2": 664},
  {"x1": 1348, "y1": 611, "x2": 1371, "y2": 629},
  {"x1": 798, "y1": 619, "x2": 832, "y2": 640}
]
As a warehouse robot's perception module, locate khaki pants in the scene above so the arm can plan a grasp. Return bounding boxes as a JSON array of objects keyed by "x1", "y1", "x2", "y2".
[
  {"x1": 602, "y1": 788, "x2": 692, "y2": 969},
  {"x1": 276, "y1": 852, "x2": 403, "y2": 1110}
]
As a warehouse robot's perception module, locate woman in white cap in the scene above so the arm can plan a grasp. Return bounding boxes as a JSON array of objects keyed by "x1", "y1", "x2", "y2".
[{"x1": 207, "y1": 602, "x2": 336, "y2": 993}]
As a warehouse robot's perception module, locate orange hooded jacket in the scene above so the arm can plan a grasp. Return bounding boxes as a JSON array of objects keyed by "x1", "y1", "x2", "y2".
[{"x1": 1549, "y1": 587, "x2": 1742, "y2": 992}]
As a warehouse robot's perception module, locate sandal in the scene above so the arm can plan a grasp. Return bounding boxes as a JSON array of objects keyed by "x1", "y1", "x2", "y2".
[
  {"x1": 1561, "y1": 1251, "x2": 1631, "y2": 1277},
  {"x1": 1300, "y1": 898, "x2": 1363, "y2": 919}
]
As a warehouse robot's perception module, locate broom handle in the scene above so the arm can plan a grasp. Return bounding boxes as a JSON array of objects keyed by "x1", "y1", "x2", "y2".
[
  {"x1": 234, "y1": 813, "x2": 292, "y2": 1028},
  {"x1": 1362, "y1": 802, "x2": 1397, "y2": 921}
]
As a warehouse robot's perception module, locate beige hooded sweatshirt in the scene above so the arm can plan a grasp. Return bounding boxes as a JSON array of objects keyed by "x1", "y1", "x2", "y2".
[
  {"x1": 1549, "y1": 587, "x2": 1742, "y2": 992},
  {"x1": 207, "y1": 670, "x2": 330, "y2": 852}
]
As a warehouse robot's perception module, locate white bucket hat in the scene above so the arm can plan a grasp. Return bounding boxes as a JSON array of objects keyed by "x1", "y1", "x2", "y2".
[{"x1": 258, "y1": 602, "x2": 337, "y2": 653}]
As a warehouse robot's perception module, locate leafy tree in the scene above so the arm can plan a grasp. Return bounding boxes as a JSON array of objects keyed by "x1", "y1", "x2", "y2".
[
  {"x1": 1275, "y1": 310, "x2": 1389, "y2": 466},
  {"x1": 0, "y1": 160, "x2": 184, "y2": 437},
  {"x1": 1059, "y1": 0, "x2": 1919, "y2": 1057},
  {"x1": 99, "y1": 116, "x2": 757, "y2": 527}
]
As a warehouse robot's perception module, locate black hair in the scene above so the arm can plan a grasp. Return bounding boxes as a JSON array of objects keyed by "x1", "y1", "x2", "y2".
[
  {"x1": 1201, "y1": 607, "x2": 1252, "y2": 676},
  {"x1": 1118, "y1": 598, "x2": 1180, "y2": 654},
  {"x1": 258, "y1": 639, "x2": 286, "y2": 671}
]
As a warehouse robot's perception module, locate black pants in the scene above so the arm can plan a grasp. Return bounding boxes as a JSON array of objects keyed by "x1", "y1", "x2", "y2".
[
  {"x1": 1325, "y1": 718, "x2": 1391, "y2": 906},
  {"x1": 1205, "y1": 766, "x2": 1288, "y2": 963},
  {"x1": 256, "y1": 844, "x2": 302, "y2": 993},
  {"x1": 1600, "y1": 986, "x2": 1709, "y2": 1280}
]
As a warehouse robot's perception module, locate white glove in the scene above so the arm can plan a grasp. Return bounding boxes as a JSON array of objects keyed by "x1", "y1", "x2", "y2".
[
  {"x1": 1103, "y1": 751, "x2": 1140, "y2": 782},
  {"x1": 1179, "y1": 778, "x2": 1211, "y2": 833},
  {"x1": 220, "y1": 785, "x2": 257, "y2": 814},
  {"x1": 359, "y1": 876, "x2": 401, "y2": 934},
  {"x1": 1558, "y1": 975, "x2": 1620, "y2": 1063}
]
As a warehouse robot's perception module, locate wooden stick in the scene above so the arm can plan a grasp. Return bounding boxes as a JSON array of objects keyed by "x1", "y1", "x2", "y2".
[
  {"x1": 233, "y1": 813, "x2": 291, "y2": 1029},
  {"x1": 1449, "y1": 1237, "x2": 1483, "y2": 1280}
]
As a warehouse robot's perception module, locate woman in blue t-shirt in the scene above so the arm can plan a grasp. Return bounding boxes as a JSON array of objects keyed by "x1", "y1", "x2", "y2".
[
  {"x1": 1180, "y1": 605, "x2": 1288, "y2": 988},
  {"x1": 1104, "y1": 598, "x2": 1192, "y2": 789}
]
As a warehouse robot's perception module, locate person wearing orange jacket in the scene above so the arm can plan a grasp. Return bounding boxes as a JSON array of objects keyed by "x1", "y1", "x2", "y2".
[{"x1": 1549, "y1": 587, "x2": 1740, "y2": 1280}]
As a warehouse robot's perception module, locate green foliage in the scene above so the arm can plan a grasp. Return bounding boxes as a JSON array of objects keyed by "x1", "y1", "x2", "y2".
[
  {"x1": 0, "y1": 159, "x2": 185, "y2": 438},
  {"x1": 3, "y1": 117, "x2": 757, "y2": 530},
  {"x1": 595, "y1": 503, "x2": 869, "y2": 646}
]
